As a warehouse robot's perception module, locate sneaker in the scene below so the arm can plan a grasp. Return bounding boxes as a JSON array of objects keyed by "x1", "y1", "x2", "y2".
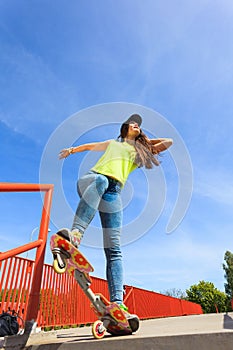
[
  {"x1": 119, "y1": 303, "x2": 128, "y2": 312},
  {"x1": 69, "y1": 229, "x2": 83, "y2": 248},
  {"x1": 57, "y1": 228, "x2": 82, "y2": 249}
]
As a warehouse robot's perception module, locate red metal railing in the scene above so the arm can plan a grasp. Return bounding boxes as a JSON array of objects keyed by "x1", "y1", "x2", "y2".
[
  {"x1": 124, "y1": 286, "x2": 203, "y2": 318},
  {"x1": 0, "y1": 183, "x2": 53, "y2": 325},
  {"x1": 1, "y1": 256, "x2": 203, "y2": 329},
  {"x1": 37, "y1": 262, "x2": 110, "y2": 327}
]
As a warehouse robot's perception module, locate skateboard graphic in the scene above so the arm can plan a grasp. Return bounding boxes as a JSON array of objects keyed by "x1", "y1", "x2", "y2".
[
  {"x1": 50, "y1": 232, "x2": 93, "y2": 276},
  {"x1": 50, "y1": 230, "x2": 140, "y2": 339}
]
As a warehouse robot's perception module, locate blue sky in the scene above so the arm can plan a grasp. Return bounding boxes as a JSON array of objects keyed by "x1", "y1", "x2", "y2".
[{"x1": 1, "y1": 0, "x2": 233, "y2": 294}]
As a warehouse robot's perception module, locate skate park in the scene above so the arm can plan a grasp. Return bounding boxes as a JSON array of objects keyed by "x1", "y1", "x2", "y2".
[
  {"x1": 1, "y1": 183, "x2": 233, "y2": 349},
  {"x1": 2, "y1": 1, "x2": 233, "y2": 349}
]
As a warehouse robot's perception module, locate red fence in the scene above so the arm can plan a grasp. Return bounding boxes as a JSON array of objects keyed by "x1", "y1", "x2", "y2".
[
  {"x1": 124, "y1": 285, "x2": 203, "y2": 319},
  {"x1": 0, "y1": 256, "x2": 203, "y2": 329}
]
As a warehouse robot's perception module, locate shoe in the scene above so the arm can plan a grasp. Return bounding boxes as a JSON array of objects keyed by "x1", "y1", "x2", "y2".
[
  {"x1": 57, "y1": 228, "x2": 82, "y2": 248},
  {"x1": 119, "y1": 303, "x2": 129, "y2": 312},
  {"x1": 69, "y1": 229, "x2": 83, "y2": 248}
]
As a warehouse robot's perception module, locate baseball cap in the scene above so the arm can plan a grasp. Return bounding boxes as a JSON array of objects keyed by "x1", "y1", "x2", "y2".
[{"x1": 124, "y1": 114, "x2": 142, "y2": 126}]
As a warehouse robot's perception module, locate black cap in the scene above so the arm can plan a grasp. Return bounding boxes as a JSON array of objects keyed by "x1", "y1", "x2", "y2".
[{"x1": 124, "y1": 114, "x2": 142, "y2": 126}]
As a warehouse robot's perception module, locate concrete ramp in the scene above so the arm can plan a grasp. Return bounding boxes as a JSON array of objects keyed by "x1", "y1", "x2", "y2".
[{"x1": 1, "y1": 312, "x2": 233, "y2": 350}]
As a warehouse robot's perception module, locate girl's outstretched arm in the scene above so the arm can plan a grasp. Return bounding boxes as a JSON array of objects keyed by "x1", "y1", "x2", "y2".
[{"x1": 59, "y1": 140, "x2": 111, "y2": 159}]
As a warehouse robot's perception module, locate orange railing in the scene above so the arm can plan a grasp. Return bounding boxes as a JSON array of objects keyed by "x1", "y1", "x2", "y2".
[
  {"x1": 123, "y1": 285, "x2": 203, "y2": 319},
  {"x1": 0, "y1": 183, "x2": 53, "y2": 325},
  {"x1": 1, "y1": 255, "x2": 203, "y2": 329}
]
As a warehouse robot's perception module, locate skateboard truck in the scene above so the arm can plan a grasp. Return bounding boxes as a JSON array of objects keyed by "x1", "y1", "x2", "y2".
[{"x1": 51, "y1": 247, "x2": 70, "y2": 272}]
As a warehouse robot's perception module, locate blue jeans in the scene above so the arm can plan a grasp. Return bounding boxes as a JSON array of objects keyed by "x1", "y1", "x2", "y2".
[{"x1": 72, "y1": 171, "x2": 123, "y2": 304}]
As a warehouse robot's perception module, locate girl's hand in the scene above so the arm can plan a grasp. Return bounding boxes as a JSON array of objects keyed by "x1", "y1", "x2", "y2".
[{"x1": 59, "y1": 148, "x2": 73, "y2": 159}]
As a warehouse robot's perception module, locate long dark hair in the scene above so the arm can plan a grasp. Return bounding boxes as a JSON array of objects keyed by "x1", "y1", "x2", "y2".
[{"x1": 118, "y1": 123, "x2": 160, "y2": 168}]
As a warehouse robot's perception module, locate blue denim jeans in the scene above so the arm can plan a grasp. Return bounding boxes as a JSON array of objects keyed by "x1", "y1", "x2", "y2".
[{"x1": 72, "y1": 171, "x2": 123, "y2": 304}]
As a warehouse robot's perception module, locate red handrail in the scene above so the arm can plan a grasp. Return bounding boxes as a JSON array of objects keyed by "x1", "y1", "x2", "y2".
[{"x1": 0, "y1": 183, "x2": 54, "y2": 324}]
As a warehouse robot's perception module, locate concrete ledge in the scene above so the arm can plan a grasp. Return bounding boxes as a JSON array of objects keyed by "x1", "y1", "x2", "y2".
[
  {"x1": 1, "y1": 313, "x2": 233, "y2": 350},
  {"x1": 25, "y1": 332, "x2": 233, "y2": 350}
]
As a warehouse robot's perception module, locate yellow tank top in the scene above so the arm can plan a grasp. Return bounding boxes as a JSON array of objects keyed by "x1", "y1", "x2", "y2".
[{"x1": 91, "y1": 140, "x2": 137, "y2": 186}]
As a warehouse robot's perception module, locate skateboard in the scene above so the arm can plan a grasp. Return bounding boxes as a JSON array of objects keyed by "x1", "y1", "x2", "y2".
[{"x1": 50, "y1": 230, "x2": 140, "y2": 339}]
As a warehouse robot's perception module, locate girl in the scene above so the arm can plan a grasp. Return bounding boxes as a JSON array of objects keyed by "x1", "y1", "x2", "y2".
[{"x1": 59, "y1": 114, "x2": 173, "y2": 311}]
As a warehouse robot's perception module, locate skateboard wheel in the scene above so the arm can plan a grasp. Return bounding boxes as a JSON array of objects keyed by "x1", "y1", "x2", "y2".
[
  {"x1": 53, "y1": 257, "x2": 67, "y2": 274},
  {"x1": 92, "y1": 320, "x2": 106, "y2": 339},
  {"x1": 128, "y1": 315, "x2": 140, "y2": 332}
]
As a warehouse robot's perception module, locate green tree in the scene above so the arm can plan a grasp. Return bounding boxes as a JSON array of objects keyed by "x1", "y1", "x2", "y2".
[
  {"x1": 223, "y1": 250, "x2": 233, "y2": 311},
  {"x1": 162, "y1": 288, "x2": 186, "y2": 299},
  {"x1": 186, "y1": 280, "x2": 227, "y2": 313}
]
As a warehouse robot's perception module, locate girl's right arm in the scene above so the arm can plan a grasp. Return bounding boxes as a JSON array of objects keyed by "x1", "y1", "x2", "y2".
[{"x1": 59, "y1": 140, "x2": 111, "y2": 159}]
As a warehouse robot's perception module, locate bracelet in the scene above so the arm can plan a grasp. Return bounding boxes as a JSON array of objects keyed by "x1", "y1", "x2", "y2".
[{"x1": 68, "y1": 147, "x2": 74, "y2": 155}]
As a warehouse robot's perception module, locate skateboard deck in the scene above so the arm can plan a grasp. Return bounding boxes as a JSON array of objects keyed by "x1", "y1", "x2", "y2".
[
  {"x1": 50, "y1": 233, "x2": 94, "y2": 276},
  {"x1": 104, "y1": 303, "x2": 131, "y2": 335}
]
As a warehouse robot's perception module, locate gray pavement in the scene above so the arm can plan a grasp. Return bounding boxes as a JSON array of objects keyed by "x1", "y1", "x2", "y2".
[{"x1": 1, "y1": 312, "x2": 233, "y2": 349}]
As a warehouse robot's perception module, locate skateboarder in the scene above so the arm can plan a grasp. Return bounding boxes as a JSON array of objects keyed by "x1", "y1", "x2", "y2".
[{"x1": 58, "y1": 114, "x2": 173, "y2": 311}]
